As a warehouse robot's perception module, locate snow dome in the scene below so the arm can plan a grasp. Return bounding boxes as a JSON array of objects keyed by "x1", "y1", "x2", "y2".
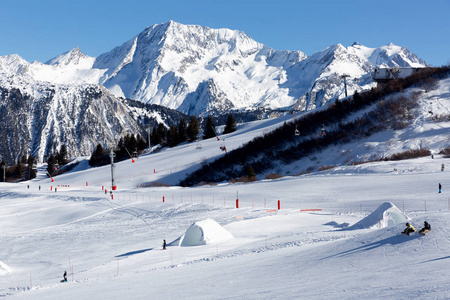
[{"x1": 179, "y1": 219, "x2": 233, "y2": 247}]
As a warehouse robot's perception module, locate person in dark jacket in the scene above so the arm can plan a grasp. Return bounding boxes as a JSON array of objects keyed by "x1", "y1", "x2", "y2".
[
  {"x1": 439, "y1": 183, "x2": 442, "y2": 193},
  {"x1": 163, "y1": 239, "x2": 166, "y2": 250},
  {"x1": 61, "y1": 271, "x2": 67, "y2": 282},
  {"x1": 419, "y1": 221, "x2": 431, "y2": 234}
]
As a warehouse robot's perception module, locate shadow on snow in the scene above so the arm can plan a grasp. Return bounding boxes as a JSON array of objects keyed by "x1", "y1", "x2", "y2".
[
  {"x1": 322, "y1": 234, "x2": 420, "y2": 260},
  {"x1": 116, "y1": 248, "x2": 154, "y2": 258}
]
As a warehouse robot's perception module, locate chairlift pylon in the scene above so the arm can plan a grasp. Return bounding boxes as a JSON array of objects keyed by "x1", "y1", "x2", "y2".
[{"x1": 124, "y1": 148, "x2": 135, "y2": 163}]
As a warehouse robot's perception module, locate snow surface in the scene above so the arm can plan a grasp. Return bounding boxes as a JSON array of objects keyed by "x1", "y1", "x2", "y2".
[{"x1": 1, "y1": 79, "x2": 450, "y2": 299}]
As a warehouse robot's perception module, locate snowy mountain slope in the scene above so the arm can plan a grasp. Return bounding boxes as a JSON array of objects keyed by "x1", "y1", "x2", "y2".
[
  {"x1": 27, "y1": 74, "x2": 447, "y2": 192},
  {"x1": 0, "y1": 21, "x2": 431, "y2": 164},
  {"x1": 290, "y1": 42, "x2": 429, "y2": 111},
  {"x1": 92, "y1": 21, "x2": 428, "y2": 114},
  {"x1": 1, "y1": 99, "x2": 450, "y2": 299},
  {"x1": 45, "y1": 47, "x2": 96, "y2": 69},
  {"x1": 0, "y1": 50, "x2": 103, "y2": 86},
  {"x1": 273, "y1": 76, "x2": 450, "y2": 177},
  {"x1": 176, "y1": 70, "x2": 449, "y2": 186},
  {"x1": 92, "y1": 21, "x2": 301, "y2": 113},
  {"x1": 0, "y1": 21, "x2": 428, "y2": 117},
  {"x1": 0, "y1": 78, "x2": 187, "y2": 164},
  {"x1": 0, "y1": 82, "x2": 141, "y2": 164}
]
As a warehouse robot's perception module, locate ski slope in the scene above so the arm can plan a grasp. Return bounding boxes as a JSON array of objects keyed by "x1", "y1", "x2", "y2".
[{"x1": 1, "y1": 78, "x2": 450, "y2": 299}]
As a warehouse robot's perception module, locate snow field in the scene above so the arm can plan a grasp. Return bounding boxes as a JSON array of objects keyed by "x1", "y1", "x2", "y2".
[
  {"x1": 2, "y1": 152, "x2": 450, "y2": 299},
  {"x1": 1, "y1": 78, "x2": 450, "y2": 299}
]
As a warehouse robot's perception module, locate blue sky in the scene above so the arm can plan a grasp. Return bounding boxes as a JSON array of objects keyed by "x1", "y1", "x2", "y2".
[{"x1": 1, "y1": 0, "x2": 449, "y2": 66}]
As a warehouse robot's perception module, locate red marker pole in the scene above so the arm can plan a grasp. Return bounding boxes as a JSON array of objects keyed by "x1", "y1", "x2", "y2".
[
  {"x1": 278, "y1": 200, "x2": 281, "y2": 210},
  {"x1": 236, "y1": 199, "x2": 239, "y2": 208}
]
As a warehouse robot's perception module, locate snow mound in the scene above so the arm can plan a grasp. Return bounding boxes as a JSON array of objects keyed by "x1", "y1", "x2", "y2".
[
  {"x1": 349, "y1": 202, "x2": 409, "y2": 230},
  {"x1": 179, "y1": 219, "x2": 233, "y2": 247},
  {"x1": 0, "y1": 261, "x2": 11, "y2": 275}
]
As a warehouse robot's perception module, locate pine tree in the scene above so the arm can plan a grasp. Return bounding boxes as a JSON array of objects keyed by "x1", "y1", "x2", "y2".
[
  {"x1": 167, "y1": 125, "x2": 179, "y2": 147},
  {"x1": 187, "y1": 116, "x2": 200, "y2": 142},
  {"x1": 129, "y1": 134, "x2": 138, "y2": 153},
  {"x1": 59, "y1": 144, "x2": 68, "y2": 164},
  {"x1": 151, "y1": 126, "x2": 160, "y2": 146},
  {"x1": 0, "y1": 161, "x2": 5, "y2": 182},
  {"x1": 92, "y1": 144, "x2": 111, "y2": 167},
  {"x1": 14, "y1": 161, "x2": 22, "y2": 178},
  {"x1": 27, "y1": 155, "x2": 36, "y2": 180},
  {"x1": 47, "y1": 154, "x2": 56, "y2": 176},
  {"x1": 89, "y1": 144, "x2": 104, "y2": 166},
  {"x1": 223, "y1": 114, "x2": 237, "y2": 134},
  {"x1": 177, "y1": 118, "x2": 188, "y2": 144},
  {"x1": 136, "y1": 134, "x2": 147, "y2": 151},
  {"x1": 353, "y1": 90, "x2": 361, "y2": 102},
  {"x1": 156, "y1": 123, "x2": 167, "y2": 145},
  {"x1": 203, "y1": 116, "x2": 216, "y2": 140},
  {"x1": 246, "y1": 165, "x2": 256, "y2": 181}
]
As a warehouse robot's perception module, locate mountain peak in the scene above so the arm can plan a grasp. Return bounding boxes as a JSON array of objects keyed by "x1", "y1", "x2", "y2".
[{"x1": 45, "y1": 47, "x2": 94, "y2": 68}]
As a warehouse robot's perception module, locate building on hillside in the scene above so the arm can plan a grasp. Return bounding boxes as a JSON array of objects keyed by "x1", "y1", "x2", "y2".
[{"x1": 372, "y1": 67, "x2": 427, "y2": 83}]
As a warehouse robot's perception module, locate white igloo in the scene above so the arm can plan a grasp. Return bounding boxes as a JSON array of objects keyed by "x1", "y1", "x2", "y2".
[{"x1": 179, "y1": 219, "x2": 233, "y2": 247}]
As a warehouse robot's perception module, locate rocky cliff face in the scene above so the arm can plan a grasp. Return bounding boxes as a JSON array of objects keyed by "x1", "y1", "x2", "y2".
[{"x1": 0, "y1": 80, "x2": 182, "y2": 164}]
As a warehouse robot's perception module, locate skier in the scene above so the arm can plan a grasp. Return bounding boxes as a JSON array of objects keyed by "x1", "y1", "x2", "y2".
[
  {"x1": 61, "y1": 271, "x2": 67, "y2": 282},
  {"x1": 163, "y1": 239, "x2": 166, "y2": 250},
  {"x1": 439, "y1": 183, "x2": 442, "y2": 193},
  {"x1": 402, "y1": 223, "x2": 416, "y2": 236},
  {"x1": 419, "y1": 221, "x2": 431, "y2": 235}
]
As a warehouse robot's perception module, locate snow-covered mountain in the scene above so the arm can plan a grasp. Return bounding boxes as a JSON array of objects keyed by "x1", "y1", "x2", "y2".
[
  {"x1": 91, "y1": 21, "x2": 305, "y2": 114},
  {"x1": 93, "y1": 21, "x2": 429, "y2": 114},
  {"x1": 289, "y1": 42, "x2": 428, "y2": 110},
  {"x1": 0, "y1": 81, "x2": 137, "y2": 164},
  {"x1": 0, "y1": 21, "x2": 428, "y2": 115},
  {"x1": 0, "y1": 21, "x2": 429, "y2": 164},
  {"x1": 0, "y1": 75, "x2": 185, "y2": 164}
]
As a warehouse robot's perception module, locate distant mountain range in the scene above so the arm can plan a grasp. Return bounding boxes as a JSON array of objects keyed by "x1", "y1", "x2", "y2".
[{"x1": 0, "y1": 20, "x2": 428, "y2": 164}]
